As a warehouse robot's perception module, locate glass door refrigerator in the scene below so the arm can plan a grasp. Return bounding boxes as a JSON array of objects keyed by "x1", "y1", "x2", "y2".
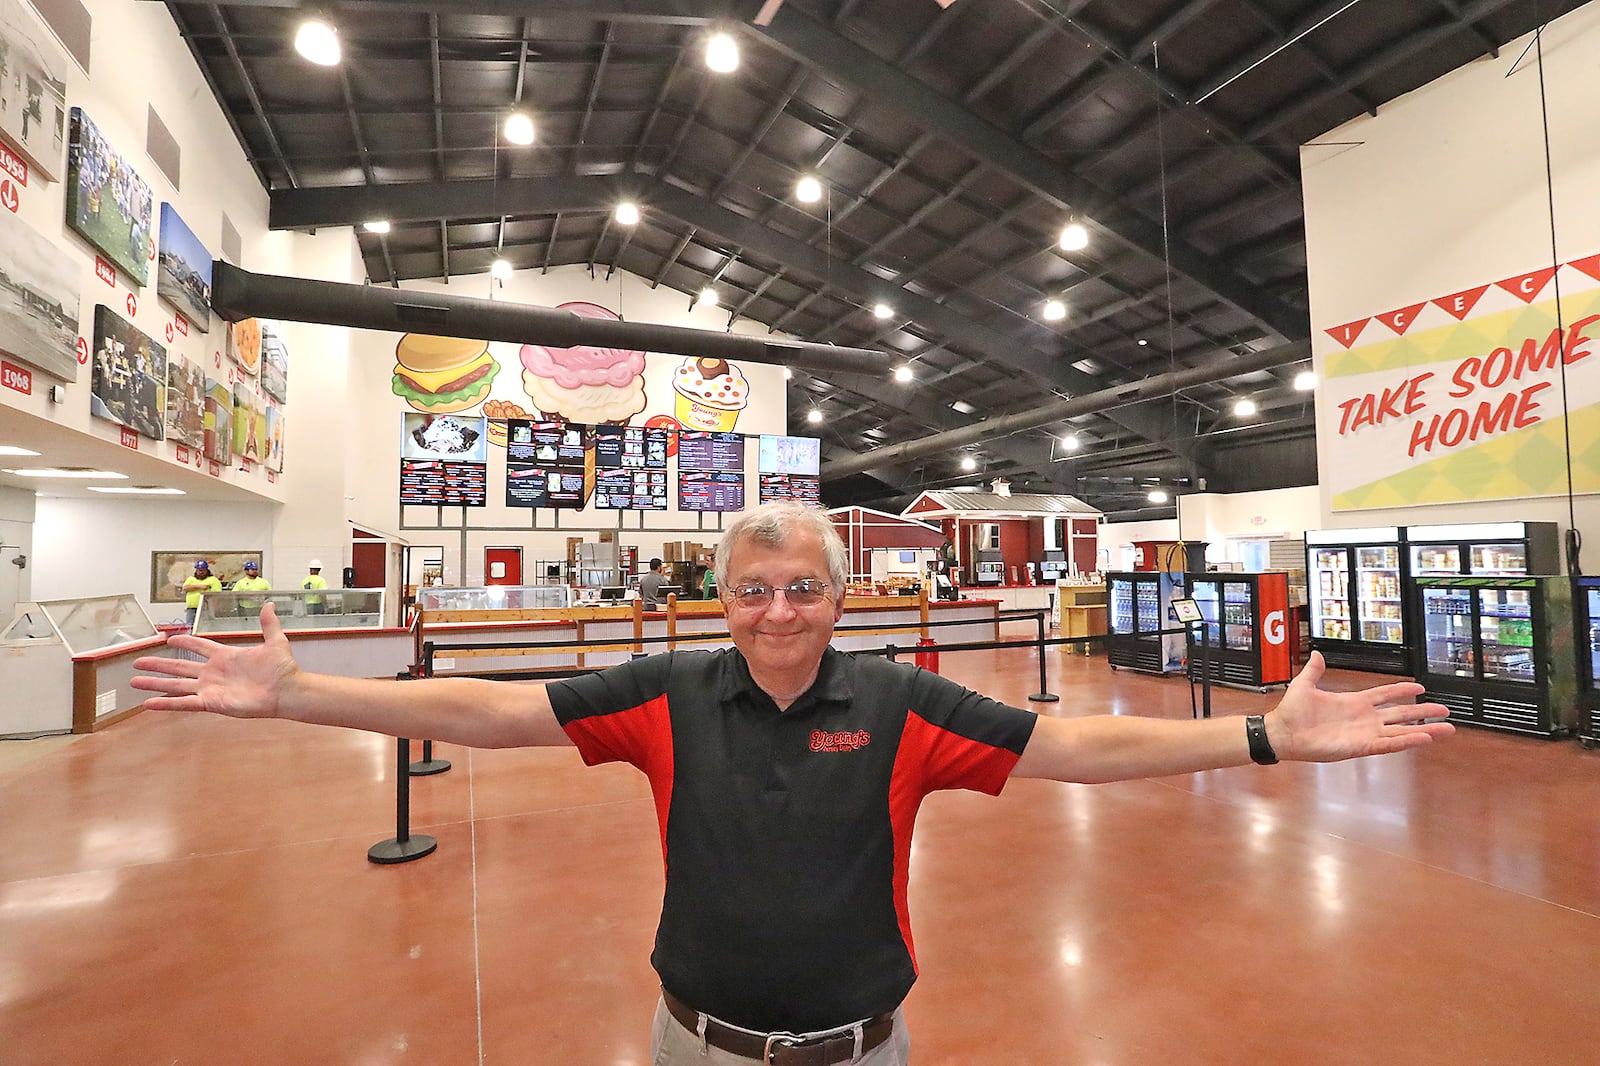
[
  {"x1": 1106, "y1": 571, "x2": 1185, "y2": 675},
  {"x1": 1405, "y1": 522, "x2": 1560, "y2": 578},
  {"x1": 1305, "y1": 527, "x2": 1408, "y2": 674},
  {"x1": 1574, "y1": 578, "x2": 1600, "y2": 746},
  {"x1": 1185, "y1": 572, "x2": 1293, "y2": 690},
  {"x1": 1410, "y1": 577, "x2": 1576, "y2": 737}
]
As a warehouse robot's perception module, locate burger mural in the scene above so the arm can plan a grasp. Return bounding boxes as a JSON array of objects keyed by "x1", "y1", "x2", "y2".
[{"x1": 391, "y1": 334, "x2": 501, "y2": 413}]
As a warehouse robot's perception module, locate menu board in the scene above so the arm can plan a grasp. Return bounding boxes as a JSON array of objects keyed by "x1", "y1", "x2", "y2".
[
  {"x1": 758, "y1": 435, "x2": 820, "y2": 475},
  {"x1": 506, "y1": 419, "x2": 587, "y2": 508},
  {"x1": 593, "y1": 424, "x2": 669, "y2": 469},
  {"x1": 759, "y1": 473, "x2": 821, "y2": 505},
  {"x1": 678, "y1": 431, "x2": 745, "y2": 471},
  {"x1": 402, "y1": 460, "x2": 488, "y2": 506},
  {"x1": 596, "y1": 468, "x2": 669, "y2": 510},
  {"x1": 679, "y1": 471, "x2": 745, "y2": 512},
  {"x1": 400, "y1": 413, "x2": 488, "y2": 507}
]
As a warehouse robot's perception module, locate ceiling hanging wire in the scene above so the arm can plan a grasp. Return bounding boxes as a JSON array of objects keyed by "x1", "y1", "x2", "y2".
[{"x1": 1153, "y1": 39, "x2": 1183, "y2": 501}]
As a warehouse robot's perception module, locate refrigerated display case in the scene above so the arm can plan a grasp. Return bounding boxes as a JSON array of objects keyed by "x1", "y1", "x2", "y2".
[
  {"x1": 1574, "y1": 578, "x2": 1600, "y2": 745},
  {"x1": 1185, "y1": 572, "x2": 1293, "y2": 689},
  {"x1": 1106, "y1": 571, "x2": 1185, "y2": 675},
  {"x1": 1410, "y1": 577, "x2": 1575, "y2": 737},
  {"x1": 1405, "y1": 522, "x2": 1560, "y2": 577},
  {"x1": 1305, "y1": 527, "x2": 1408, "y2": 674}
]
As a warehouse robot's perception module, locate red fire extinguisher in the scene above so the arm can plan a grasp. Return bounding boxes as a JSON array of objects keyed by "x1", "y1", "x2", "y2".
[{"x1": 915, "y1": 637, "x2": 940, "y2": 673}]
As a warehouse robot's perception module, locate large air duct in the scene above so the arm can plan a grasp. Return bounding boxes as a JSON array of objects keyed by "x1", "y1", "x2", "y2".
[
  {"x1": 823, "y1": 340, "x2": 1311, "y2": 477},
  {"x1": 209, "y1": 261, "x2": 890, "y2": 376}
]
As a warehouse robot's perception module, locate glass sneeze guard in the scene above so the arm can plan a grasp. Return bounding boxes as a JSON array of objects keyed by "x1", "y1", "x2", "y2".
[
  {"x1": 193, "y1": 588, "x2": 385, "y2": 634},
  {"x1": 415, "y1": 585, "x2": 573, "y2": 612}
]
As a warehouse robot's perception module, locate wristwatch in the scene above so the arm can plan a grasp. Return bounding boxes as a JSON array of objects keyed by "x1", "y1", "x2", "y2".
[{"x1": 1245, "y1": 715, "x2": 1278, "y2": 765}]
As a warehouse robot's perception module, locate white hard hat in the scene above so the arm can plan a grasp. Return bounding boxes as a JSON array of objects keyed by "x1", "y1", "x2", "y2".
[{"x1": 308, "y1": 559, "x2": 323, "y2": 568}]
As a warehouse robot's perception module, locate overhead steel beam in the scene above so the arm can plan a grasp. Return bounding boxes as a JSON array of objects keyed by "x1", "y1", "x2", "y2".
[
  {"x1": 208, "y1": 261, "x2": 890, "y2": 375},
  {"x1": 822, "y1": 340, "x2": 1309, "y2": 478},
  {"x1": 746, "y1": 3, "x2": 1308, "y2": 343}
]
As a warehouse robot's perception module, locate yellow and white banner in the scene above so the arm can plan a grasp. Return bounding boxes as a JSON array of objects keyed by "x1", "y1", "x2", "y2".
[{"x1": 1319, "y1": 253, "x2": 1600, "y2": 510}]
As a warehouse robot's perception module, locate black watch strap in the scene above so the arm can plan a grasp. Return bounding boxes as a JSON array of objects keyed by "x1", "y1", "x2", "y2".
[{"x1": 1245, "y1": 715, "x2": 1278, "y2": 765}]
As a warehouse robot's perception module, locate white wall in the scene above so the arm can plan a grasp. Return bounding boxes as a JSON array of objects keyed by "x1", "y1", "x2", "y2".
[
  {"x1": 1097, "y1": 518, "x2": 1177, "y2": 572},
  {"x1": 1301, "y1": 4, "x2": 1600, "y2": 560},
  {"x1": 1178, "y1": 486, "x2": 1321, "y2": 559}
]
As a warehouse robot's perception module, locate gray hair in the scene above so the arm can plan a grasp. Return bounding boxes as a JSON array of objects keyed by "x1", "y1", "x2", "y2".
[{"x1": 715, "y1": 502, "x2": 848, "y2": 594}]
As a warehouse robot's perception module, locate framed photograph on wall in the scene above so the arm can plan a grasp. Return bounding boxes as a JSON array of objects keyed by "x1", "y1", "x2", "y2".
[
  {"x1": 0, "y1": 208, "x2": 80, "y2": 382},
  {"x1": 90, "y1": 304, "x2": 166, "y2": 441},
  {"x1": 64, "y1": 108, "x2": 153, "y2": 285},
  {"x1": 0, "y1": 0, "x2": 71, "y2": 183},
  {"x1": 156, "y1": 203, "x2": 213, "y2": 332},
  {"x1": 150, "y1": 550, "x2": 264, "y2": 603}
]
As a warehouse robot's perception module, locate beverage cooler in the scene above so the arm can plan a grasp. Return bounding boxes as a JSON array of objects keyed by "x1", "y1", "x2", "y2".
[
  {"x1": 1305, "y1": 527, "x2": 1408, "y2": 674},
  {"x1": 1574, "y1": 578, "x2": 1600, "y2": 746},
  {"x1": 1185, "y1": 572, "x2": 1294, "y2": 690},
  {"x1": 1406, "y1": 522, "x2": 1560, "y2": 578},
  {"x1": 1410, "y1": 577, "x2": 1576, "y2": 738},
  {"x1": 1106, "y1": 571, "x2": 1185, "y2": 676}
]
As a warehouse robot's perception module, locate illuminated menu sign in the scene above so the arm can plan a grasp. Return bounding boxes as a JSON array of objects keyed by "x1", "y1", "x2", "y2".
[
  {"x1": 596, "y1": 468, "x2": 669, "y2": 510},
  {"x1": 758, "y1": 473, "x2": 821, "y2": 505},
  {"x1": 506, "y1": 419, "x2": 588, "y2": 508},
  {"x1": 401, "y1": 460, "x2": 487, "y2": 507},
  {"x1": 678, "y1": 430, "x2": 745, "y2": 472},
  {"x1": 593, "y1": 424, "x2": 669, "y2": 469},
  {"x1": 679, "y1": 470, "x2": 745, "y2": 512}
]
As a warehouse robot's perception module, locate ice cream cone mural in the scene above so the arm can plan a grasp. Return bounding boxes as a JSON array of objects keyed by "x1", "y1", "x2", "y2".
[
  {"x1": 673, "y1": 357, "x2": 749, "y2": 431},
  {"x1": 518, "y1": 302, "x2": 648, "y2": 424}
]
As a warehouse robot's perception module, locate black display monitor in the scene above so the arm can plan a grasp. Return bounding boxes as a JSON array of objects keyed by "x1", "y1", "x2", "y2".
[
  {"x1": 599, "y1": 586, "x2": 627, "y2": 601},
  {"x1": 656, "y1": 585, "x2": 682, "y2": 600}
]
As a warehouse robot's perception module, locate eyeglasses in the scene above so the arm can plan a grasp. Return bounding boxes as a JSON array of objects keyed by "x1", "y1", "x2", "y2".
[{"x1": 727, "y1": 579, "x2": 832, "y2": 609}]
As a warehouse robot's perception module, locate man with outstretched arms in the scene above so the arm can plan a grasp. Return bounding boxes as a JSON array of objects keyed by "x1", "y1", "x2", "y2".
[{"x1": 134, "y1": 502, "x2": 1451, "y2": 1066}]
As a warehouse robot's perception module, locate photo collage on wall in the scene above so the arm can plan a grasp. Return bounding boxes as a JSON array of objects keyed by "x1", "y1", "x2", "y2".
[
  {"x1": 64, "y1": 108, "x2": 153, "y2": 285},
  {"x1": 89, "y1": 304, "x2": 166, "y2": 440}
]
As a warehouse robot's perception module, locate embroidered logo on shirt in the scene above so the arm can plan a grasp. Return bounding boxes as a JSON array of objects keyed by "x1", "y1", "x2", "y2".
[{"x1": 810, "y1": 728, "x2": 871, "y2": 753}]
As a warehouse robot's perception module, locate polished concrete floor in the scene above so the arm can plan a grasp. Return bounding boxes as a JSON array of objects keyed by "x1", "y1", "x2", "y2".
[{"x1": 3, "y1": 640, "x2": 1599, "y2": 1065}]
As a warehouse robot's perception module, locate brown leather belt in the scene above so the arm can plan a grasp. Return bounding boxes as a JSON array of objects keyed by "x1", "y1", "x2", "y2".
[{"x1": 662, "y1": 989, "x2": 894, "y2": 1065}]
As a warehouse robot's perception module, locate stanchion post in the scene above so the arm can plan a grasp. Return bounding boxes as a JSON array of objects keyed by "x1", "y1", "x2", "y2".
[
  {"x1": 369, "y1": 736, "x2": 438, "y2": 864},
  {"x1": 1200, "y1": 620, "x2": 1213, "y2": 719},
  {"x1": 1028, "y1": 610, "x2": 1059, "y2": 703},
  {"x1": 885, "y1": 642, "x2": 897, "y2": 663},
  {"x1": 410, "y1": 738, "x2": 451, "y2": 776}
]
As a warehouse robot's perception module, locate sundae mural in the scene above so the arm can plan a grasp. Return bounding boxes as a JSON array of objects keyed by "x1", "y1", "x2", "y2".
[{"x1": 389, "y1": 300, "x2": 756, "y2": 444}]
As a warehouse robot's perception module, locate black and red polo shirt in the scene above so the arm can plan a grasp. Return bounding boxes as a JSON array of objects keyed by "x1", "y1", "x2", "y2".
[{"x1": 545, "y1": 645, "x2": 1038, "y2": 1033}]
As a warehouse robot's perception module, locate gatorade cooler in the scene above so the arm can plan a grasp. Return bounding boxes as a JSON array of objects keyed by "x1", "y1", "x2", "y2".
[{"x1": 915, "y1": 638, "x2": 940, "y2": 673}]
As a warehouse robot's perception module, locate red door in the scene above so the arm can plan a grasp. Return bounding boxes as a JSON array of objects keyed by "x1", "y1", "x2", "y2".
[
  {"x1": 485, "y1": 546, "x2": 522, "y2": 586},
  {"x1": 351, "y1": 541, "x2": 385, "y2": 588}
]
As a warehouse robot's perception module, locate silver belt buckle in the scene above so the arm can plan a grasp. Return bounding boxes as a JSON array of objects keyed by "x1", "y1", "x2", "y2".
[{"x1": 763, "y1": 1031, "x2": 802, "y2": 1065}]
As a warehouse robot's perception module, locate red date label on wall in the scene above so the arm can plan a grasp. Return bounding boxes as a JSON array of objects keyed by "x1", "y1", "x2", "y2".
[
  {"x1": 0, "y1": 144, "x2": 25, "y2": 185},
  {"x1": 266, "y1": 470, "x2": 277, "y2": 484},
  {"x1": 95, "y1": 257, "x2": 117, "y2": 287},
  {"x1": 1, "y1": 360, "x2": 32, "y2": 394},
  {"x1": 175, "y1": 315, "x2": 189, "y2": 337},
  {"x1": 209, "y1": 461, "x2": 220, "y2": 477},
  {"x1": 175, "y1": 444, "x2": 190, "y2": 463},
  {"x1": 119, "y1": 426, "x2": 139, "y2": 449}
]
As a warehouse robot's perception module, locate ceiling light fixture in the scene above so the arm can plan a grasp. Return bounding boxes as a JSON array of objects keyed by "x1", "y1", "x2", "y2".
[
  {"x1": 705, "y1": 31, "x2": 740, "y2": 73},
  {"x1": 88, "y1": 486, "x2": 186, "y2": 495},
  {"x1": 293, "y1": 19, "x2": 341, "y2": 66},
  {"x1": 894, "y1": 365, "x2": 913, "y2": 384},
  {"x1": 1294, "y1": 370, "x2": 1318, "y2": 391},
  {"x1": 3, "y1": 468, "x2": 128, "y2": 479},
  {"x1": 806, "y1": 408, "x2": 824, "y2": 424},
  {"x1": 696, "y1": 287, "x2": 719, "y2": 308},
  {"x1": 961, "y1": 455, "x2": 977, "y2": 471},
  {"x1": 614, "y1": 202, "x2": 640, "y2": 226},
  {"x1": 796, "y1": 175, "x2": 822, "y2": 203},
  {"x1": 1233, "y1": 398, "x2": 1258, "y2": 417},
  {"x1": 1042, "y1": 299, "x2": 1066, "y2": 321},
  {"x1": 503, "y1": 111, "x2": 536, "y2": 146},
  {"x1": 782, "y1": 367, "x2": 793, "y2": 380},
  {"x1": 0, "y1": 445, "x2": 41, "y2": 457},
  {"x1": 362, "y1": 220, "x2": 390, "y2": 234},
  {"x1": 490, "y1": 258, "x2": 512, "y2": 280},
  {"x1": 1061, "y1": 434, "x2": 1080, "y2": 451},
  {"x1": 1136, "y1": 338, "x2": 1149, "y2": 347},
  {"x1": 872, "y1": 303, "x2": 894, "y2": 320},
  {"x1": 1058, "y1": 221, "x2": 1089, "y2": 252},
  {"x1": 1148, "y1": 489, "x2": 1170, "y2": 504}
]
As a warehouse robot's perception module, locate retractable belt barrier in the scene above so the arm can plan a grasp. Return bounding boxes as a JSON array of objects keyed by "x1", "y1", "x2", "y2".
[{"x1": 372, "y1": 612, "x2": 1217, "y2": 863}]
